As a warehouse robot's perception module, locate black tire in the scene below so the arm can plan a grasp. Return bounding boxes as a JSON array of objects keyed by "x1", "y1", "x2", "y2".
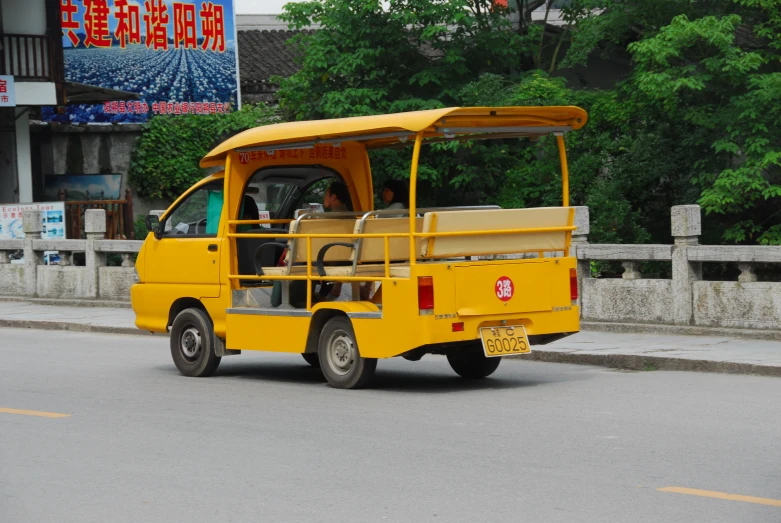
[
  {"x1": 301, "y1": 352, "x2": 320, "y2": 367},
  {"x1": 170, "y1": 307, "x2": 221, "y2": 377},
  {"x1": 318, "y1": 316, "x2": 376, "y2": 389},
  {"x1": 447, "y1": 345, "x2": 501, "y2": 379}
]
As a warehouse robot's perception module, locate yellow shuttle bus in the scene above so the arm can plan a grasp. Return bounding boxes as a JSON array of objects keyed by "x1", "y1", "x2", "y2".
[{"x1": 132, "y1": 106, "x2": 587, "y2": 388}]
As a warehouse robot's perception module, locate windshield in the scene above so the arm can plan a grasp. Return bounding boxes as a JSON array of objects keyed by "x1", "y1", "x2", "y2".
[{"x1": 244, "y1": 182, "x2": 298, "y2": 216}]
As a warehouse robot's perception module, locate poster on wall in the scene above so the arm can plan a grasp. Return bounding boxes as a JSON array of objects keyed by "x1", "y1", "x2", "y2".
[
  {"x1": 44, "y1": 174, "x2": 123, "y2": 201},
  {"x1": 0, "y1": 202, "x2": 66, "y2": 265},
  {"x1": 44, "y1": 0, "x2": 239, "y2": 124}
]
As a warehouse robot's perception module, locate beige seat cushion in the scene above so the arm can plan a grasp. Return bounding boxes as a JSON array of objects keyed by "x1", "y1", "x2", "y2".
[
  {"x1": 289, "y1": 218, "x2": 357, "y2": 264},
  {"x1": 355, "y1": 217, "x2": 424, "y2": 264},
  {"x1": 421, "y1": 207, "x2": 573, "y2": 258},
  {"x1": 259, "y1": 266, "x2": 311, "y2": 276},
  {"x1": 323, "y1": 264, "x2": 411, "y2": 278}
]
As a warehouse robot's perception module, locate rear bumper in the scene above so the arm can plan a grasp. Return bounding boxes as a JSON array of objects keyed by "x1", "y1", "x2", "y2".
[{"x1": 352, "y1": 306, "x2": 580, "y2": 359}]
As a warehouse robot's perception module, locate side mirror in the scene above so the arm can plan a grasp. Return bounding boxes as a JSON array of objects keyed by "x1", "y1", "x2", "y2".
[{"x1": 145, "y1": 214, "x2": 162, "y2": 239}]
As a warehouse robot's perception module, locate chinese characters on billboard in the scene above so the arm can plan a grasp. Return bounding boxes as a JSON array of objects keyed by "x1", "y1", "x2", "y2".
[{"x1": 44, "y1": 0, "x2": 239, "y2": 123}]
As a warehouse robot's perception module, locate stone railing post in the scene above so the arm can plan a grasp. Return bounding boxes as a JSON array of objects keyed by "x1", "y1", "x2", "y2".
[
  {"x1": 572, "y1": 206, "x2": 589, "y2": 311},
  {"x1": 85, "y1": 209, "x2": 107, "y2": 298},
  {"x1": 22, "y1": 210, "x2": 43, "y2": 296},
  {"x1": 671, "y1": 205, "x2": 702, "y2": 325}
]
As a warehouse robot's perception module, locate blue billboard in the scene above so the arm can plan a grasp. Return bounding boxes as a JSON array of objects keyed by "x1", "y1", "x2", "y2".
[{"x1": 44, "y1": 0, "x2": 239, "y2": 123}]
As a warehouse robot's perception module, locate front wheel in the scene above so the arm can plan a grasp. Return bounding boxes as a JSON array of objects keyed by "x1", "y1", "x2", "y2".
[
  {"x1": 447, "y1": 346, "x2": 501, "y2": 379},
  {"x1": 318, "y1": 316, "x2": 376, "y2": 389},
  {"x1": 170, "y1": 308, "x2": 221, "y2": 377}
]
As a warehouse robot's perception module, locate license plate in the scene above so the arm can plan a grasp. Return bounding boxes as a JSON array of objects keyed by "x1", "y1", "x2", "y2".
[{"x1": 479, "y1": 325, "x2": 531, "y2": 357}]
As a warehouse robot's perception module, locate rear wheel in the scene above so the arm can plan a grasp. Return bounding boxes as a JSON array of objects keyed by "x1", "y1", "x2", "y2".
[
  {"x1": 318, "y1": 316, "x2": 376, "y2": 389},
  {"x1": 301, "y1": 353, "x2": 320, "y2": 367},
  {"x1": 170, "y1": 308, "x2": 221, "y2": 377},
  {"x1": 447, "y1": 345, "x2": 501, "y2": 379}
]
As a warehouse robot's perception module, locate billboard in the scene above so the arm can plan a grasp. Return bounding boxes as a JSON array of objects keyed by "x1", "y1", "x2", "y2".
[
  {"x1": 0, "y1": 202, "x2": 66, "y2": 264},
  {"x1": 44, "y1": 0, "x2": 239, "y2": 123}
]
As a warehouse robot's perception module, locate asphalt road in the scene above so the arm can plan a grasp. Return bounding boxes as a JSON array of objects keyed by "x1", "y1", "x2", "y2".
[{"x1": 2, "y1": 328, "x2": 781, "y2": 523}]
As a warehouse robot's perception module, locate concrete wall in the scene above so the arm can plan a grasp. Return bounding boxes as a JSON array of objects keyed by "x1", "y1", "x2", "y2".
[
  {"x1": 41, "y1": 124, "x2": 141, "y2": 193},
  {"x1": 582, "y1": 279, "x2": 675, "y2": 324},
  {"x1": 33, "y1": 123, "x2": 170, "y2": 220},
  {"x1": 0, "y1": 264, "x2": 28, "y2": 295},
  {"x1": 693, "y1": 282, "x2": 781, "y2": 330},
  {"x1": 36, "y1": 266, "x2": 91, "y2": 299},
  {"x1": 98, "y1": 267, "x2": 136, "y2": 301}
]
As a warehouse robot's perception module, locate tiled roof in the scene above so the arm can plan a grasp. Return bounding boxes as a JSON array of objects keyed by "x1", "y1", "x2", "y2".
[{"x1": 238, "y1": 29, "x2": 310, "y2": 101}]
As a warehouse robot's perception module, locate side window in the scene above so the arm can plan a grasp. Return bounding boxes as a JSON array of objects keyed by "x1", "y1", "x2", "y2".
[{"x1": 163, "y1": 181, "x2": 224, "y2": 237}]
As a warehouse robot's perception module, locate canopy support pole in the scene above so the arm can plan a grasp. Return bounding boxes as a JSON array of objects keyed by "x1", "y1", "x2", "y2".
[
  {"x1": 555, "y1": 133, "x2": 569, "y2": 207},
  {"x1": 409, "y1": 132, "x2": 423, "y2": 267},
  {"x1": 223, "y1": 152, "x2": 233, "y2": 288}
]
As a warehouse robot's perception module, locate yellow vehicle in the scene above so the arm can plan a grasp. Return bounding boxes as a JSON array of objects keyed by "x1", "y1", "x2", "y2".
[{"x1": 132, "y1": 106, "x2": 586, "y2": 389}]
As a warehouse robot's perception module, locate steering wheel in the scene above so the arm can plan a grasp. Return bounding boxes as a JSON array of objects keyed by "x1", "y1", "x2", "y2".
[{"x1": 195, "y1": 218, "x2": 207, "y2": 234}]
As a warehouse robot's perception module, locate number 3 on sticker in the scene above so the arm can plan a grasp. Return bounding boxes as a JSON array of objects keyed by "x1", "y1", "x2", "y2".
[{"x1": 495, "y1": 276, "x2": 514, "y2": 301}]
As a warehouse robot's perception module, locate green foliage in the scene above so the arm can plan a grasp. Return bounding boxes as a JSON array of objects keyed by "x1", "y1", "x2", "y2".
[
  {"x1": 629, "y1": 3, "x2": 781, "y2": 243},
  {"x1": 133, "y1": 215, "x2": 148, "y2": 241},
  {"x1": 276, "y1": 0, "x2": 533, "y2": 120},
  {"x1": 128, "y1": 104, "x2": 279, "y2": 201}
]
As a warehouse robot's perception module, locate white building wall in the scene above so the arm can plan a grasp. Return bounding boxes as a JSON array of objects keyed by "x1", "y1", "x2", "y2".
[
  {"x1": 2, "y1": 0, "x2": 47, "y2": 34},
  {"x1": 14, "y1": 109, "x2": 32, "y2": 203}
]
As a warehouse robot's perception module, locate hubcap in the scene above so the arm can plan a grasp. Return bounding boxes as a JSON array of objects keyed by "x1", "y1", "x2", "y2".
[
  {"x1": 326, "y1": 330, "x2": 355, "y2": 376},
  {"x1": 180, "y1": 326, "x2": 202, "y2": 361}
]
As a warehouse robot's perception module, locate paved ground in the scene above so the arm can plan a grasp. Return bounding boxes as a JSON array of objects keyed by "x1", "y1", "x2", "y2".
[
  {"x1": 1, "y1": 299, "x2": 781, "y2": 375},
  {"x1": 2, "y1": 328, "x2": 781, "y2": 522}
]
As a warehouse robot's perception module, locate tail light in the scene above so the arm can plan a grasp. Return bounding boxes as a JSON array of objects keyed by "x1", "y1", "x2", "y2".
[
  {"x1": 418, "y1": 276, "x2": 434, "y2": 313},
  {"x1": 570, "y1": 268, "x2": 578, "y2": 302}
]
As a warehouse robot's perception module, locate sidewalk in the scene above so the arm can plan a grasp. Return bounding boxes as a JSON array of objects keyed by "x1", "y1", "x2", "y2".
[
  {"x1": 1, "y1": 299, "x2": 780, "y2": 376},
  {"x1": 0, "y1": 299, "x2": 144, "y2": 336}
]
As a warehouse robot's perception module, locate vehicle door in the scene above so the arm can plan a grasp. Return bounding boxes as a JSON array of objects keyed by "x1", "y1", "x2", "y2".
[{"x1": 144, "y1": 179, "x2": 224, "y2": 296}]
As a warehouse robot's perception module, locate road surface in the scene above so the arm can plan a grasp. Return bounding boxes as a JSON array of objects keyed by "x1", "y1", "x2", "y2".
[{"x1": 2, "y1": 328, "x2": 780, "y2": 522}]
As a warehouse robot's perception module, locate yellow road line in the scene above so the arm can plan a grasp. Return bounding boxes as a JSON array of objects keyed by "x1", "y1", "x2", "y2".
[
  {"x1": 658, "y1": 487, "x2": 781, "y2": 507},
  {"x1": 0, "y1": 407, "x2": 71, "y2": 418}
]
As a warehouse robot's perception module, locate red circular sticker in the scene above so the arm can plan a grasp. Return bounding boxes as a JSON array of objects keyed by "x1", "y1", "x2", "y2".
[{"x1": 495, "y1": 276, "x2": 514, "y2": 301}]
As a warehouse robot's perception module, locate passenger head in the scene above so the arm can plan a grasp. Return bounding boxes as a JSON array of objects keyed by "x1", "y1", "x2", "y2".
[
  {"x1": 381, "y1": 179, "x2": 409, "y2": 207},
  {"x1": 324, "y1": 180, "x2": 351, "y2": 211},
  {"x1": 242, "y1": 195, "x2": 259, "y2": 220}
]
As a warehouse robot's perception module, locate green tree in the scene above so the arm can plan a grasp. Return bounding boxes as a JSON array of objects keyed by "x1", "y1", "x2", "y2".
[
  {"x1": 630, "y1": 1, "x2": 781, "y2": 243},
  {"x1": 276, "y1": 0, "x2": 534, "y2": 120}
]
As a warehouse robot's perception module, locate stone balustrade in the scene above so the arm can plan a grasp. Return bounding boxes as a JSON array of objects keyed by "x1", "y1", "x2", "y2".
[
  {"x1": 575, "y1": 205, "x2": 781, "y2": 331},
  {"x1": 1, "y1": 204, "x2": 780, "y2": 333},
  {"x1": 0, "y1": 209, "x2": 142, "y2": 300}
]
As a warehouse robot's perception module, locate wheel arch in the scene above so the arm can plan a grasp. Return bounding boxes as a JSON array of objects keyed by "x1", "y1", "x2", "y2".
[
  {"x1": 168, "y1": 297, "x2": 208, "y2": 330},
  {"x1": 305, "y1": 308, "x2": 348, "y2": 354}
]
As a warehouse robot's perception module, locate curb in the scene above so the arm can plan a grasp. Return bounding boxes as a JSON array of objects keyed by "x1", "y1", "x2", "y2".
[
  {"x1": 582, "y1": 321, "x2": 781, "y2": 341},
  {"x1": 511, "y1": 351, "x2": 781, "y2": 377},
  {"x1": 0, "y1": 319, "x2": 161, "y2": 336},
  {"x1": 0, "y1": 296, "x2": 133, "y2": 309}
]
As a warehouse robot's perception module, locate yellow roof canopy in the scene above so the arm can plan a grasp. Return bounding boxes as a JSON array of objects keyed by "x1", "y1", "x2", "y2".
[{"x1": 200, "y1": 106, "x2": 587, "y2": 168}]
